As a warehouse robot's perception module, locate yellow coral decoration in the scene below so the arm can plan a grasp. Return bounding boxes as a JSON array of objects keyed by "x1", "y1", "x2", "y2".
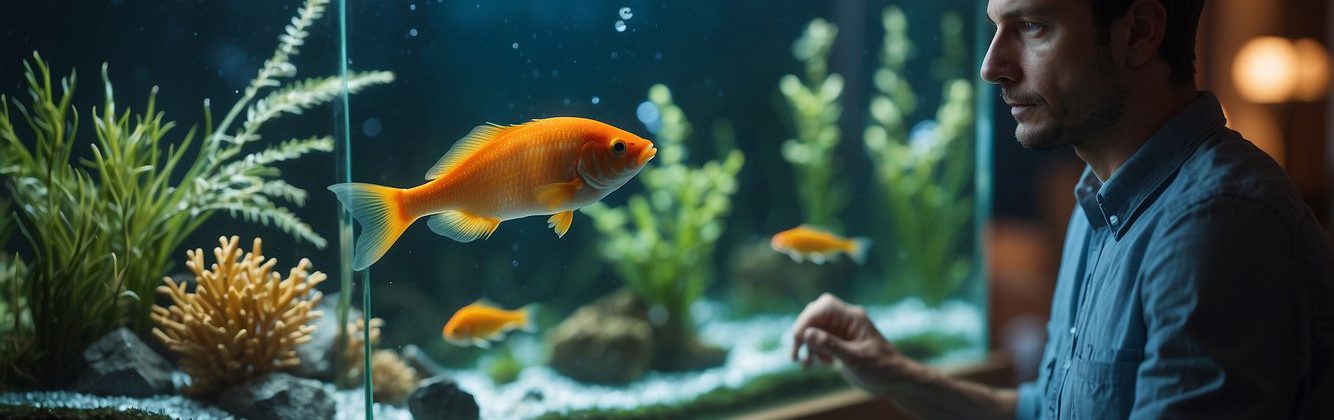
[
  {"x1": 151, "y1": 236, "x2": 326, "y2": 397},
  {"x1": 371, "y1": 349, "x2": 420, "y2": 405},
  {"x1": 343, "y1": 316, "x2": 383, "y2": 384}
]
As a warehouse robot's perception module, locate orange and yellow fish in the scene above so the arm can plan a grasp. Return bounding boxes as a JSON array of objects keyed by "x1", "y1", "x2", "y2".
[
  {"x1": 770, "y1": 225, "x2": 872, "y2": 265},
  {"x1": 442, "y1": 300, "x2": 534, "y2": 348},
  {"x1": 329, "y1": 117, "x2": 657, "y2": 271}
]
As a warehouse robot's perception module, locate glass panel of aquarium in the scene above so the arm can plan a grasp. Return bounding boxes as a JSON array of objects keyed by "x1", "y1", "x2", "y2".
[
  {"x1": 0, "y1": 0, "x2": 391, "y2": 418},
  {"x1": 340, "y1": 0, "x2": 992, "y2": 418}
]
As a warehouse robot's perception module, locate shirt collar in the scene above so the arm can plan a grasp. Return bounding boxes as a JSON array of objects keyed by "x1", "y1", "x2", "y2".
[{"x1": 1075, "y1": 91, "x2": 1225, "y2": 238}]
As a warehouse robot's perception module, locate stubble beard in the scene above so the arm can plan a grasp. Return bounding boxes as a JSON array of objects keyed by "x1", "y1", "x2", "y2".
[{"x1": 1013, "y1": 49, "x2": 1127, "y2": 151}]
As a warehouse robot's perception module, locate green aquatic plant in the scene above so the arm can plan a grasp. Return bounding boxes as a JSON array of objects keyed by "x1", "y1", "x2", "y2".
[
  {"x1": 485, "y1": 345, "x2": 524, "y2": 385},
  {"x1": 0, "y1": 0, "x2": 393, "y2": 386},
  {"x1": 863, "y1": 6, "x2": 975, "y2": 307},
  {"x1": 779, "y1": 18, "x2": 847, "y2": 230},
  {"x1": 0, "y1": 200, "x2": 34, "y2": 388},
  {"x1": 582, "y1": 84, "x2": 744, "y2": 371}
]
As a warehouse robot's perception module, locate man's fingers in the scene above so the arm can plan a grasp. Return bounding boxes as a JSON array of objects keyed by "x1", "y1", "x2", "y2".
[{"x1": 804, "y1": 327, "x2": 857, "y2": 363}]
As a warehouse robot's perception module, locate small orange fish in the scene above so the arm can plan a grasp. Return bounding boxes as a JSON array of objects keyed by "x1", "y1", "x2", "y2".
[
  {"x1": 770, "y1": 225, "x2": 872, "y2": 265},
  {"x1": 442, "y1": 300, "x2": 534, "y2": 348},
  {"x1": 330, "y1": 117, "x2": 657, "y2": 270}
]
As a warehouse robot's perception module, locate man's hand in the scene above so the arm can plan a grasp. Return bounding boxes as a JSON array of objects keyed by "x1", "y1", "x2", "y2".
[
  {"x1": 790, "y1": 293, "x2": 1018, "y2": 419},
  {"x1": 791, "y1": 293, "x2": 912, "y2": 396}
]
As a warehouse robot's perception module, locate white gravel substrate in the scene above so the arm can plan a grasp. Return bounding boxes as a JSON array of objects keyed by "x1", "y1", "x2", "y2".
[{"x1": 0, "y1": 298, "x2": 983, "y2": 420}]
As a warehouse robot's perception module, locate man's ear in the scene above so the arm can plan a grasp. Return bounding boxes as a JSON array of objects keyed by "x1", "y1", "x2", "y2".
[{"x1": 1124, "y1": 0, "x2": 1168, "y2": 68}]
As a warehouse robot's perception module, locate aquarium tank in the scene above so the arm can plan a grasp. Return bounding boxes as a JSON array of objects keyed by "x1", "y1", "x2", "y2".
[{"x1": 0, "y1": 0, "x2": 991, "y2": 419}]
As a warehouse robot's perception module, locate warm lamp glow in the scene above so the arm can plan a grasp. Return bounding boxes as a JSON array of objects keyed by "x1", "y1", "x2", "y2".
[
  {"x1": 1292, "y1": 38, "x2": 1331, "y2": 102},
  {"x1": 1233, "y1": 37, "x2": 1299, "y2": 103}
]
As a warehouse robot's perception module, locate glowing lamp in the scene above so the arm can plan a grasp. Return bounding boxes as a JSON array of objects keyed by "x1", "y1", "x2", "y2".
[
  {"x1": 1233, "y1": 36, "x2": 1299, "y2": 103},
  {"x1": 1291, "y1": 38, "x2": 1331, "y2": 102}
]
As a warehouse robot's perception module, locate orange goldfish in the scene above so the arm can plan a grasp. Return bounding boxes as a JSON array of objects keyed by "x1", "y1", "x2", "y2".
[
  {"x1": 770, "y1": 225, "x2": 872, "y2": 265},
  {"x1": 442, "y1": 300, "x2": 534, "y2": 348},
  {"x1": 329, "y1": 117, "x2": 657, "y2": 271}
]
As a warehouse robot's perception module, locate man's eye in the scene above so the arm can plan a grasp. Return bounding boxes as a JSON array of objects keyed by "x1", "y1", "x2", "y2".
[{"x1": 1019, "y1": 21, "x2": 1044, "y2": 35}]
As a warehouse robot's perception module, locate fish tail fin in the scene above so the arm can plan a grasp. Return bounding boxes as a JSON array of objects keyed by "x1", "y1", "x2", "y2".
[
  {"x1": 518, "y1": 304, "x2": 538, "y2": 332},
  {"x1": 328, "y1": 182, "x2": 415, "y2": 271},
  {"x1": 849, "y1": 237, "x2": 873, "y2": 265}
]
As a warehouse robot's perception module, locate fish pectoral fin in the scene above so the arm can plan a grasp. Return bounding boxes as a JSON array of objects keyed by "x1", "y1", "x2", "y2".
[
  {"x1": 428, "y1": 210, "x2": 501, "y2": 242},
  {"x1": 547, "y1": 211, "x2": 575, "y2": 238},
  {"x1": 810, "y1": 253, "x2": 828, "y2": 265},
  {"x1": 535, "y1": 178, "x2": 584, "y2": 210},
  {"x1": 473, "y1": 338, "x2": 492, "y2": 348}
]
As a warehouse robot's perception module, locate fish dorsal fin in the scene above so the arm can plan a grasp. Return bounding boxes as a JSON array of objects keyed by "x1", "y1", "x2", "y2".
[
  {"x1": 426, "y1": 123, "x2": 514, "y2": 180},
  {"x1": 470, "y1": 297, "x2": 500, "y2": 309},
  {"x1": 798, "y1": 224, "x2": 837, "y2": 235}
]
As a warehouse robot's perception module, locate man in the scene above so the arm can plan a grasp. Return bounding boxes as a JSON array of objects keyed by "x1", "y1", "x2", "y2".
[{"x1": 790, "y1": 0, "x2": 1334, "y2": 418}]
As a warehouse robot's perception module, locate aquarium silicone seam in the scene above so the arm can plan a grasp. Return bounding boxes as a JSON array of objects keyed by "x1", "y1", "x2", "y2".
[{"x1": 335, "y1": 0, "x2": 374, "y2": 418}]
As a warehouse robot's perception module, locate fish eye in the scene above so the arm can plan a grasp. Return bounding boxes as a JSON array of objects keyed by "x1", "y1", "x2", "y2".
[{"x1": 611, "y1": 139, "x2": 626, "y2": 155}]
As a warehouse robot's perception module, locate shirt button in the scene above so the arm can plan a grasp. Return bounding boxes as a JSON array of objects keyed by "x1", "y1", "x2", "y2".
[
  {"x1": 1069, "y1": 327, "x2": 1077, "y2": 335},
  {"x1": 1109, "y1": 215, "x2": 1120, "y2": 226},
  {"x1": 1064, "y1": 361, "x2": 1072, "y2": 369}
]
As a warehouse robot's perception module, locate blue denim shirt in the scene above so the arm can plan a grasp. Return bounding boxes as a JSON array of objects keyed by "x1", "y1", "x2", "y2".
[{"x1": 1015, "y1": 92, "x2": 1334, "y2": 419}]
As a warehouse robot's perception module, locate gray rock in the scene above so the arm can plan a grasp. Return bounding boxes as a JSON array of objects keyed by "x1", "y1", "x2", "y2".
[
  {"x1": 408, "y1": 375, "x2": 479, "y2": 420},
  {"x1": 401, "y1": 344, "x2": 444, "y2": 378},
  {"x1": 217, "y1": 372, "x2": 334, "y2": 420},
  {"x1": 546, "y1": 305, "x2": 653, "y2": 384},
  {"x1": 73, "y1": 327, "x2": 174, "y2": 397},
  {"x1": 295, "y1": 292, "x2": 358, "y2": 380}
]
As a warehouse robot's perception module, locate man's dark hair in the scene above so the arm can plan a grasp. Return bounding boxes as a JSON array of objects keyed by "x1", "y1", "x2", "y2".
[{"x1": 1091, "y1": 0, "x2": 1206, "y2": 84}]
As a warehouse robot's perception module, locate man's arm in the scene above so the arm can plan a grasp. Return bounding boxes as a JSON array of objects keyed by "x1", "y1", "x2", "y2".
[
  {"x1": 1134, "y1": 196, "x2": 1311, "y2": 417},
  {"x1": 793, "y1": 294, "x2": 1018, "y2": 420}
]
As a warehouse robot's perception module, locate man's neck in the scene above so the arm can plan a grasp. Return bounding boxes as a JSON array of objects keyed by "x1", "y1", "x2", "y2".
[{"x1": 1075, "y1": 84, "x2": 1199, "y2": 181}]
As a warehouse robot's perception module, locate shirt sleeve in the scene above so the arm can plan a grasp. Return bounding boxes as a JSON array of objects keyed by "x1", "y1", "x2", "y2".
[
  {"x1": 1132, "y1": 196, "x2": 1309, "y2": 418},
  {"x1": 1014, "y1": 381, "x2": 1041, "y2": 420}
]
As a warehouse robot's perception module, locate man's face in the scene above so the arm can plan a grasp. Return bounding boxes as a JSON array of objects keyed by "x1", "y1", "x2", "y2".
[{"x1": 981, "y1": 0, "x2": 1127, "y2": 150}]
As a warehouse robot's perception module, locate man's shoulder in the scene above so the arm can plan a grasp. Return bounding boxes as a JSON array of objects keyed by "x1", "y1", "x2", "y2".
[{"x1": 1159, "y1": 127, "x2": 1311, "y2": 226}]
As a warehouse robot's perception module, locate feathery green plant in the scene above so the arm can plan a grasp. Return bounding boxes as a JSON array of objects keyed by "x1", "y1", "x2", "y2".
[
  {"x1": 0, "y1": 0, "x2": 393, "y2": 386},
  {"x1": 582, "y1": 84, "x2": 744, "y2": 369},
  {"x1": 779, "y1": 18, "x2": 847, "y2": 230},
  {"x1": 863, "y1": 7, "x2": 975, "y2": 307}
]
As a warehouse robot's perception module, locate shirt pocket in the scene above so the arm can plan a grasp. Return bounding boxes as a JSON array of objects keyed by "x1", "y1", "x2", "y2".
[{"x1": 1063, "y1": 347, "x2": 1143, "y2": 420}]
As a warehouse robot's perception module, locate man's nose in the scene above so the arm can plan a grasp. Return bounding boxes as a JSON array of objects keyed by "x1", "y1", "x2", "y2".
[{"x1": 980, "y1": 35, "x2": 1017, "y2": 85}]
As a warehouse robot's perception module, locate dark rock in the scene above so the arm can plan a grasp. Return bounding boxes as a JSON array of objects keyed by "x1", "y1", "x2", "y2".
[
  {"x1": 408, "y1": 375, "x2": 480, "y2": 420},
  {"x1": 546, "y1": 305, "x2": 653, "y2": 384},
  {"x1": 217, "y1": 372, "x2": 334, "y2": 420},
  {"x1": 727, "y1": 239, "x2": 850, "y2": 315},
  {"x1": 522, "y1": 388, "x2": 544, "y2": 402},
  {"x1": 592, "y1": 288, "x2": 648, "y2": 319},
  {"x1": 401, "y1": 344, "x2": 444, "y2": 378},
  {"x1": 73, "y1": 327, "x2": 174, "y2": 397}
]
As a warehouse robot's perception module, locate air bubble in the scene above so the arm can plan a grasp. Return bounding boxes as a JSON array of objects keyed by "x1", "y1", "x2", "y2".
[
  {"x1": 618, "y1": 7, "x2": 633, "y2": 19},
  {"x1": 614, "y1": 20, "x2": 626, "y2": 32}
]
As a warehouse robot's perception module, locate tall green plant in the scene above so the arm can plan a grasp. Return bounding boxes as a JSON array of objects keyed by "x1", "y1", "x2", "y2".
[
  {"x1": 0, "y1": 0, "x2": 393, "y2": 386},
  {"x1": 863, "y1": 7, "x2": 975, "y2": 307},
  {"x1": 582, "y1": 84, "x2": 744, "y2": 369},
  {"x1": 0, "y1": 199, "x2": 32, "y2": 387},
  {"x1": 779, "y1": 18, "x2": 846, "y2": 230}
]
